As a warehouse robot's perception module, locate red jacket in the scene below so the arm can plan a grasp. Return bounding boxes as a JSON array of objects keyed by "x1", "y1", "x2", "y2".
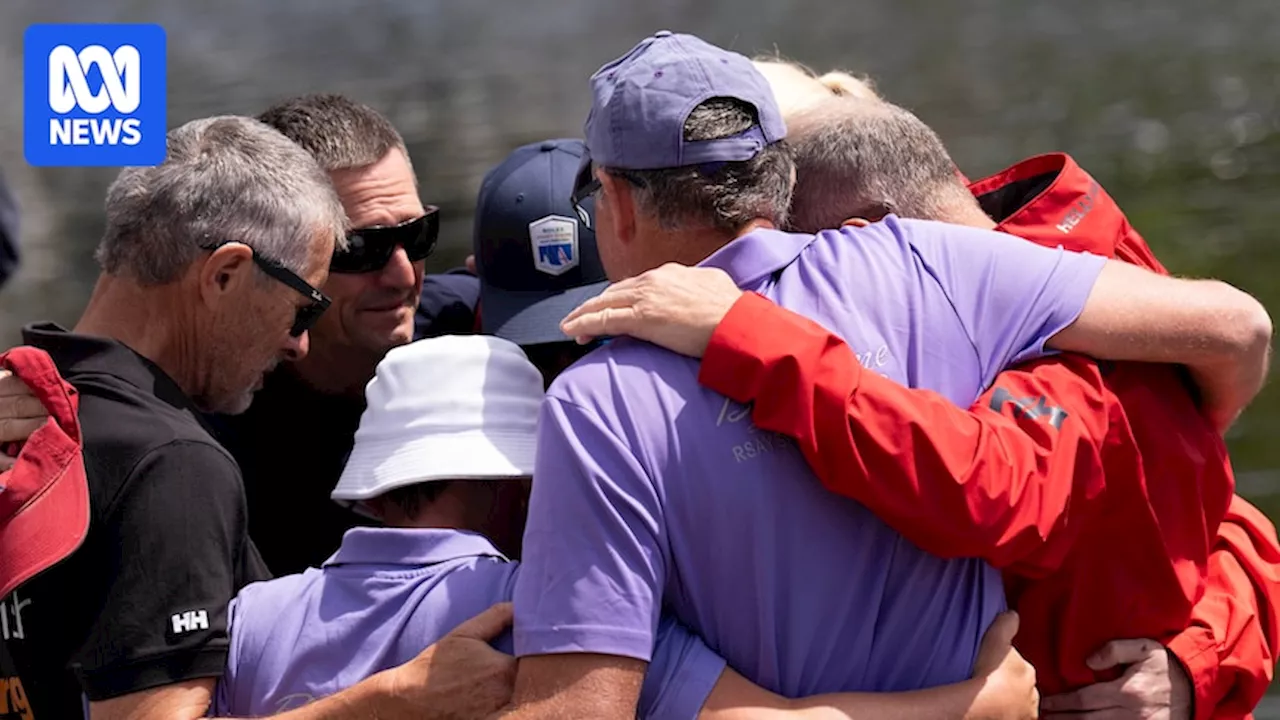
[{"x1": 698, "y1": 153, "x2": 1278, "y2": 718}]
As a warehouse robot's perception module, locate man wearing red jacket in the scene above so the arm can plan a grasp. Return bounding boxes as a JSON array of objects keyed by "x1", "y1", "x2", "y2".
[{"x1": 561, "y1": 98, "x2": 1278, "y2": 719}]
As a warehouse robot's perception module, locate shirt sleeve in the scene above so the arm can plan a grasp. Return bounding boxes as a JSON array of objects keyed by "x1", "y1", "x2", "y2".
[
  {"x1": 210, "y1": 597, "x2": 240, "y2": 717},
  {"x1": 905, "y1": 220, "x2": 1108, "y2": 383},
  {"x1": 71, "y1": 440, "x2": 251, "y2": 700},
  {"x1": 700, "y1": 291, "x2": 1112, "y2": 576},
  {"x1": 637, "y1": 615, "x2": 727, "y2": 720},
  {"x1": 513, "y1": 395, "x2": 666, "y2": 662},
  {"x1": 1167, "y1": 496, "x2": 1280, "y2": 720}
]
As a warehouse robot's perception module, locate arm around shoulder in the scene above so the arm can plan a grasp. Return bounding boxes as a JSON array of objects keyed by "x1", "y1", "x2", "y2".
[{"x1": 1049, "y1": 260, "x2": 1272, "y2": 431}]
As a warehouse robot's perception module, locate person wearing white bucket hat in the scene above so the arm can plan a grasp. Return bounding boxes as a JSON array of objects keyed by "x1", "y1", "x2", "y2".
[{"x1": 212, "y1": 335, "x2": 726, "y2": 717}]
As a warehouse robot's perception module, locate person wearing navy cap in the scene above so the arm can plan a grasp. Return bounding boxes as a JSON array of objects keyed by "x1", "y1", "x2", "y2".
[{"x1": 472, "y1": 138, "x2": 609, "y2": 386}]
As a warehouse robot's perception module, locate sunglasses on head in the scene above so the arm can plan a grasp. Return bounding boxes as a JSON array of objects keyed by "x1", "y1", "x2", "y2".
[
  {"x1": 201, "y1": 241, "x2": 331, "y2": 338},
  {"x1": 331, "y1": 207, "x2": 441, "y2": 274}
]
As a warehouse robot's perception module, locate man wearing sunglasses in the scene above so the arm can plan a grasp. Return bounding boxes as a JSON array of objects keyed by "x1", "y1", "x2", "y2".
[
  {"x1": 1, "y1": 116, "x2": 349, "y2": 719},
  {"x1": 215, "y1": 94, "x2": 479, "y2": 577}
]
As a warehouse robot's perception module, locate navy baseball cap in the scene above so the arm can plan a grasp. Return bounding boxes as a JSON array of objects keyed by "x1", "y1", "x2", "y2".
[
  {"x1": 474, "y1": 139, "x2": 607, "y2": 346},
  {"x1": 584, "y1": 31, "x2": 786, "y2": 171}
]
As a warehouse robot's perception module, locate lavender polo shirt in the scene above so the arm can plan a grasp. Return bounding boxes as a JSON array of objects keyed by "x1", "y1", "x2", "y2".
[
  {"x1": 514, "y1": 216, "x2": 1108, "y2": 696},
  {"x1": 213, "y1": 527, "x2": 725, "y2": 717}
]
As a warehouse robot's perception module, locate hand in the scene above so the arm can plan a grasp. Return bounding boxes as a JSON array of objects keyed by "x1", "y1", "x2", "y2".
[
  {"x1": 559, "y1": 263, "x2": 743, "y2": 358},
  {"x1": 1039, "y1": 639, "x2": 1192, "y2": 719},
  {"x1": 376, "y1": 602, "x2": 517, "y2": 719},
  {"x1": 0, "y1": 369, "x2": 48, "y2": 472},
  {"x1": 967, "y1": 611, "x2": 1039, "y2": 720},
  {"x1": 465, "y1": 254, "x2": 477, "y2": 274}
]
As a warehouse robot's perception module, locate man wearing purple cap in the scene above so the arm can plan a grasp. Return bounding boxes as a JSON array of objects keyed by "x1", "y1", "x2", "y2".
[{"x1": 497, "y1": 32, "x2": 1271, "y2": 717}]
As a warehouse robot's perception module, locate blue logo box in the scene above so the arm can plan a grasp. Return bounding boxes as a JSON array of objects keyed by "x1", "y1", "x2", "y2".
[{"x1": 24, "y1": 24, "x2": 167, "y2": 167}]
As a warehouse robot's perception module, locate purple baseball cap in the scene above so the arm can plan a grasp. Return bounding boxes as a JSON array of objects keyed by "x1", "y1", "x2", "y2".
[{"x1": 584, "y1": 31, "x2": 786, "y2": 171}]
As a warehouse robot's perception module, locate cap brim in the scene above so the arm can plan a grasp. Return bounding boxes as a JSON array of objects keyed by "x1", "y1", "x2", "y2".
[
  {"x1": 481, "y1": 281, "x2": 609, "y2": 346},
  {"x1": 0, "y1": 455, "x2": 90, "y2": 598}
]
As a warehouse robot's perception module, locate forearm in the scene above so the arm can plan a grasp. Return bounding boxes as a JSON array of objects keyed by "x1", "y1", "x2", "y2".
[
  {"x1": 1169, "y1": 497, "x2": 1280, "y2": 720},
  {"x1": 270, "y1": 675, "x2": 388, "y2": 719},
  {"x1": 699, "y1": 292, "x2": 1106, "y2": 572},
  {"x1": 1049, "y1": 262, "x2": 1272, "y2": 429},
  {"x1": 702, "y1": 671, "x2": 1009, "y2": 720}
]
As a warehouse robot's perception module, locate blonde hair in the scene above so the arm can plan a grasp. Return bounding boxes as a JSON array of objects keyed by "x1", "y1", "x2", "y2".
[{"x1": 752, "y1": 57, "x2": 883, "y2": 117}]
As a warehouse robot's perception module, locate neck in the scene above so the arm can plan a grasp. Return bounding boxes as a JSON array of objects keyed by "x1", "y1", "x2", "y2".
[
  {"x1": 289, "y1": 339, "x2": 381, "y2": 399},
  {"x1": 382, "y1": 493, "x2": 473, "y2": 533},
  {"x1": 74, "y1": 274, "x2": 198, "y2": 393},
  {"x1": 650, "y1": 217, "x2": 777, "y2": 270},
  {"x1": 938, "y1": 197, "x2": 998, "y2": 231}
]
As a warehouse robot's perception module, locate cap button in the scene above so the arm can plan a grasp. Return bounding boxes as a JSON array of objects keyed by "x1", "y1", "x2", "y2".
[
  {"x1": 654, "y1": 30, "x2": 672, "y2": 37},
  {"x1": 539, "y1": 141, "x2": 558, "y2": 152}
]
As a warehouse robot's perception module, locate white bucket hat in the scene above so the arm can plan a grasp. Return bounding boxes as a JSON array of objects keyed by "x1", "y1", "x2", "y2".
[{"x1": 331, "y1": 335, "x2": 544, "y2": 512}]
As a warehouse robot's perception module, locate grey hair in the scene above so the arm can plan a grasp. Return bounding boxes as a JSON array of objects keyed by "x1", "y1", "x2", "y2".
[
  {"x1": 785, "y1": 96, "x2": 975, "y2": 234},
  {"x1": 94, "y1": 115, "x2": 348, "y2": 285},
  {"x1": 605, "y1": 98, "x2": 795, "y2": 235},
  {"x1": 257, "y1": 94, "x2": 411, "y2": 174}
]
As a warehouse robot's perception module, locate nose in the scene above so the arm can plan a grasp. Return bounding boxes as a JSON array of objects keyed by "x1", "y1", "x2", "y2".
[
  {"x1": 377, "y1": 245, "x2": 417, "y2": 290},
  {"x1": 282, "y1": 329, "x2": 310, "y2": 362}
]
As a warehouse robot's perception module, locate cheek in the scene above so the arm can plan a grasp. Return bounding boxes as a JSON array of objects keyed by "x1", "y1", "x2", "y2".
[{"x1": 320, "y1": 274, "x2": 372, "y2": 320}]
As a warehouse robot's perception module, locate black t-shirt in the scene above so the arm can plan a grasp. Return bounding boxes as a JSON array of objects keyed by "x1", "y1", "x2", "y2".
[
  {"x1": 2, "y1": 324, "x2": 269, "y2": 718},
  {"x1": 212, "y1": 368, "x2": 369, "y2": 576}
]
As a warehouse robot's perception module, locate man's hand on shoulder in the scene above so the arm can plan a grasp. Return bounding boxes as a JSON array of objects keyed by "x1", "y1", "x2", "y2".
[{"x1": 370, "y1": 602, "x2": 516, "y2": 719}]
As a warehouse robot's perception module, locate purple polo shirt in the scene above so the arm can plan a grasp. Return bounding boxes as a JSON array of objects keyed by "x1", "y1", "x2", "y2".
[
  {"x1": 514, "y1": 216, "x2": 1108, "y2": 696},
  {"x1": 212, "y1": 527, "x2": 724, "y2": 717}
]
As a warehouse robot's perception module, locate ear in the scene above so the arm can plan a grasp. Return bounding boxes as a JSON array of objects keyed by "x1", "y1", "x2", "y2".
[
  {"x1": 598, "y1": 170, "x2": 638, "y2": 246},
  {"x1": 841, "y1": 217, "x2": 873, "y2": 228},
  {"x1": 197, "y1": 243, "x2": 255, "y2": 309}
]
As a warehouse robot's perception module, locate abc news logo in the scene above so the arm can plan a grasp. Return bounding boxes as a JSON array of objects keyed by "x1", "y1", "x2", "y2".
[
  {"x1": 24, "y1": 24, "x2": 166, "y2": 167},
  {"x1": 47, "y1": 44, "x2": 143, "y2": 147}
]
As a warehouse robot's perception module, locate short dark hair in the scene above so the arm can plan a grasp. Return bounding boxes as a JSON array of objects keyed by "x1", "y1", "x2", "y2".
[
  {"x1": 381, "y1": 481, "x2": 451, "y2": 519},
  {"x1": 257, "y1": 94, "x2": 409, "y2": 173},
  {"x1": 606, "y1": 98, "x2": 795, "y2": 235},
  {"x1": 785, "y1": 97, "x2": 973, "y2": 233}
]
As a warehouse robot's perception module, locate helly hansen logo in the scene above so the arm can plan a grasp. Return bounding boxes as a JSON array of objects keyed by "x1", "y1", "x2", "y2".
[
  {"x1": 988, "y1": 387, "x2": 1069, "y2": 430},
  {"x1": 1055, "y1": 180, "x2": 1100, "y2": 234},
  {"x1": 170, "y1": 609, "x2": 208, "y2": 635}
]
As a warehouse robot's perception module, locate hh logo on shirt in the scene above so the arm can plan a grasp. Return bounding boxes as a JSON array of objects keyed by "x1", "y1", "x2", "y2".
[
  {"x1": 23, "y1": 23, "x2": 167, "y2": 167},
  {"x1": 170, "y1": 609, "x2": 209, "y2": 635}
]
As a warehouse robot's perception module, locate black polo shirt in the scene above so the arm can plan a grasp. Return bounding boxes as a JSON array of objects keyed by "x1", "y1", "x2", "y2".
[{"x1": 2, "y1": 323, "x2": 269, "y2": 718}]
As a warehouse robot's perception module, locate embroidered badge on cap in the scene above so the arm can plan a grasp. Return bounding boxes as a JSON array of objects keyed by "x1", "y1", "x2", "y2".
[{"x1": 530, "y1": 215, "x2": 579, "y2": 276}]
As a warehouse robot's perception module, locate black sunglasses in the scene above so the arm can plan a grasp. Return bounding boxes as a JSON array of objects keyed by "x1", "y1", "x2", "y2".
[
  {"x1": 570, "y1": 157, "x2": 601, "y2": 225},
  {"x1": 201, "y1": 241, "x2": 331, "y2": 338},
  {"x1": 332, "y1": 207, "x2": 440, "y2": 274}
]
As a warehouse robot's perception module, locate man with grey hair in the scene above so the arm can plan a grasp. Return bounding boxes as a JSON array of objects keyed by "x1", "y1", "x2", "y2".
[
  {"x1": 1, "y1": 116, "x2": 511, "y2": 720},
  {"x1": 495, "y1": 32, "x2": 1273, "y2": 718},
  {"x1": 216, "y1": 94, "x2": 479, "y2": 576},
  {"x1": 783, "y1": 97, "x2": 993, "y2": 235}
]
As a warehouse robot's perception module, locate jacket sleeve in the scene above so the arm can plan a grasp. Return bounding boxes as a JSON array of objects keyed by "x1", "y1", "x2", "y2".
[
  {"x1": 698, "y1": 291, "x2": 1113, "y2": 576},
  {"x1": 1169, "y1": 496, "x2": 1280, "y2": 720}
]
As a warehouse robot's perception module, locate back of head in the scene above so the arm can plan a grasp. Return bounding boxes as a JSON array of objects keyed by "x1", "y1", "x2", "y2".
[
  {"x1": 332, "y1": 335, "x2": 544, "y2": 514},
  {"x1": 94, "y1": 116, "x2": 347, "y2": 285},
  {"x1": 257, "y1": 93, "x2": 410, "y2": 173},
  {"x1": 785, "y1": 96, "x2": 977, "y2": 234},
  {"x1": 585, "y1": 32, "x2": 795, "y2": 238},
  {"x1": 752, "y1": 58, "x2": 882, "y2": 118}
]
